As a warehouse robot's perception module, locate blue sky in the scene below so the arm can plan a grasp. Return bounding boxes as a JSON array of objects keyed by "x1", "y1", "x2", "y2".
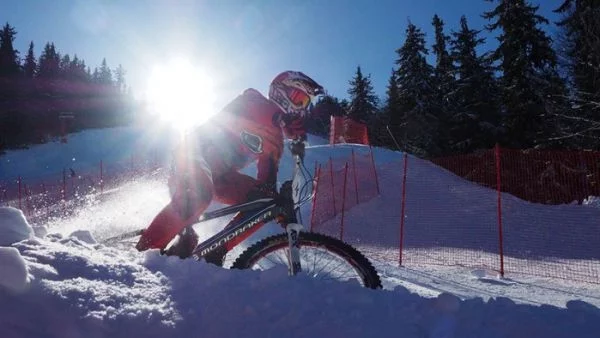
[{"x1": 2, "y1": 0, "x2": 563, "y2": 108}]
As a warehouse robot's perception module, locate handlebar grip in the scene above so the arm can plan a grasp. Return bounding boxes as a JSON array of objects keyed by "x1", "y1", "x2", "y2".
[{"x1": 289, "y1": 140, "x2": 305, "y2": 161}]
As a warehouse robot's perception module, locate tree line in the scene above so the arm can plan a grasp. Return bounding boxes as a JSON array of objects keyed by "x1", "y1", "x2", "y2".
[
  {"x1": 0, "y1": 22, "x2": 132, "y2": 153},
  {"x1": 308, "y1": 0, "x2": 600, "y2": 159}
]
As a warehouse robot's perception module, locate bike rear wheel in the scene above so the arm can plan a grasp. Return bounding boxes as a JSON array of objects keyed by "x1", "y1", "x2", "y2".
[{"x1": 231, "y1": 232, "x2": 382, "y2": 289}]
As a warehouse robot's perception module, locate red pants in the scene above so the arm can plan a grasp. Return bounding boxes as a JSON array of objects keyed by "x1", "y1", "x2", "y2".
[{"x1": 136, "y1": 147, "x2": 258, "y2": 251}]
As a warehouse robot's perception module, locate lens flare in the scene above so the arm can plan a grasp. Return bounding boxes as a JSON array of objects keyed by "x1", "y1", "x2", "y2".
[{"x1": 145, "y1": 58, "x2": 217, "y2": 131}]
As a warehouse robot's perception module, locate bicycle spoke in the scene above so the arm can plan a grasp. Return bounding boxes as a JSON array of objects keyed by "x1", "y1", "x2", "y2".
[
  {"x1": 312, "y1": 250, "x2": 339, "y2": 278},
  {"x1": 260, "y1": 252, "x2": 281, "y2": 269},
  {"x1": 241, "y1": 237, "x2": 374, "y2": 288},
  {"x1": 279, "y1": 250, "x2": 289, "y2": 266},
  {"x1": 322, "y1": 260, "x2": 350, "y2": 277},
  {"x1": 305, "y1": 248, "x2": 352, "y2": 282}
]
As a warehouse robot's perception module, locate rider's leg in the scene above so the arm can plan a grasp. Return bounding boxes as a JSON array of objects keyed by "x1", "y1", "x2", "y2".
[
  {"x1": 136, "y1": 157, "x2": 214, "y2": 251},
  {"x1": 213, "y1": 170, "x2": 258, "y2": 205},
  {"x1": 192, "y1": 165, "x2": 257, "y2": 264},
  {"x1": 213, "y1": 170, "x2": 271, "y2": 251}
]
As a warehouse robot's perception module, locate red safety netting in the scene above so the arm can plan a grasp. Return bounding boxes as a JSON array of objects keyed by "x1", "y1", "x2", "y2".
[
  {"x1": 497, "y1": 149, "x2": 600, "y2": 282},
  {"x1": 329, "y1": 116, "x2": 370, "y2": 145},
  {"x1": 0, "y1": 153, "x2": 163, "y2": 222},
  {"x1": 410, "y1": 147, "x2": 600, "y2": 282},
  {"x1": 309, "y1": 145, "x2": 600, "y2": 283},
  {"x1": 310, "y1": 147, "x2": 382, "y2": 256},
  {"x1": 403, "y1": 151, "x2": 501, "y2": 271}
]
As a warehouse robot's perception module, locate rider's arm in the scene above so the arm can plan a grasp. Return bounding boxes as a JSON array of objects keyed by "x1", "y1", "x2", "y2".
[
  {"x1": 282, "y1": 116, "x2": 307, "y2": 161},
  {"x1": 282, "y1": 117, "x2": 307, "y2": 142}
]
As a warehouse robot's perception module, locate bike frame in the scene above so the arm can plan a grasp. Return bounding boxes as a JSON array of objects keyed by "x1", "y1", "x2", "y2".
[
  {"x1": 189, "y1": 153, "x2": 305, "y2": 275},
  {"x1": 190, "y1": 197, "x2": 281, "y2": 259}
]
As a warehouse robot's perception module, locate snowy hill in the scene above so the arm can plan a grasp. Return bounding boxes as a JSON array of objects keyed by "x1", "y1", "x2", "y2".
[
  {"x1": 1, "y1": 126, "x2": 600, "y2": 337},
  {"x1": 0, "y1": 125, "x2": 175, "y2": 182}
]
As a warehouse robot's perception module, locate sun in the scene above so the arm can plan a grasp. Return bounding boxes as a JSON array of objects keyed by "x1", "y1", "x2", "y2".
[{"x1": 145, "y1": 58, "x2": 217, "y2": 131}]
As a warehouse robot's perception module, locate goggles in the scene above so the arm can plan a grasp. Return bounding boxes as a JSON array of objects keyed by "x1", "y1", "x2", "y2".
[{"x1": 286, "y1": 87, "x2": 311, "y2": 109}]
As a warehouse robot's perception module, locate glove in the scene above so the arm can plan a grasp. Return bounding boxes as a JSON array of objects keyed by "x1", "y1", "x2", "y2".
[{"x1": 289, "y1": 140, "x2": 305, "y2": 160}]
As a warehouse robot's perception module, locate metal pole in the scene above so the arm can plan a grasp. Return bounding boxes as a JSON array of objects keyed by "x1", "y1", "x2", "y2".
[
  {"x1": 495, "y1": 144, "x2": 505, "y2": 277},
  {"x1": 310, "y1": 164, "x2": 322, "y2": 233},
  {"x1": 399, "y1": 153, "x2": 408, "y2": 266},
  {"x1": 352, "y1": 148, "x2": 359, "y2": 204},
  {"x1": 329, "y1": 157, "x2": 336, "y2": 215},
  {"x1": 340, "y1": 163, "x2": 349, "y2": 241},
  {"x1": 369, "y1": 145, "x2": 380, "y2": 195}
]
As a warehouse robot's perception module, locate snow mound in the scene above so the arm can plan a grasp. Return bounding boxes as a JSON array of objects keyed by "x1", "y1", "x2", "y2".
[
  {"x1": 0, "y1": 247, "x2": 30, "y2": 294},
  {"x1": 0, "y1": 207, "x2": 33, "y2": 246},
  {"x1": 0, "y1": 237, "x2": 598, "y2": 337},
  {"x1": 69, "y1": 230, "x2": 97, "y2": 244},
  {"x1": 32, "y1": 224, "x2": 48, "y2": 238}
]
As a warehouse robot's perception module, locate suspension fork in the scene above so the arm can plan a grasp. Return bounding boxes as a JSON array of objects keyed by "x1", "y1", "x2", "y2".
[
  {"x1": 277, "y1": 214, "x2": 304, "y2": 276},
  {"x1": 277, "y1": 166, "x2": 304, "y2": 276}
]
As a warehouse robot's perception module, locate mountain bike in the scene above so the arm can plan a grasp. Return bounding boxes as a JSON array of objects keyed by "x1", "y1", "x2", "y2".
[{"x1": 104, "y1": 144, "x2": 382, "y2": 289}]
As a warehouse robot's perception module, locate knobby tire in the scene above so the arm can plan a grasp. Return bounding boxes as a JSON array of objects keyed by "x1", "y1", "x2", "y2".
[{"x1": 231, "y1": 232, "x2": 382, "y2": 289}]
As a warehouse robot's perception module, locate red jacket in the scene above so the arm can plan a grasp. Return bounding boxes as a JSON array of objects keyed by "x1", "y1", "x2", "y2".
[{"x1": 191, "y1": 88, "x2": 305, "y2": 187}]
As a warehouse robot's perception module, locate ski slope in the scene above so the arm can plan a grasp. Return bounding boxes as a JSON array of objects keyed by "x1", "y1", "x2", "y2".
[{"x1": 1, "y1": 126, "x2": 600, "y2": 337}]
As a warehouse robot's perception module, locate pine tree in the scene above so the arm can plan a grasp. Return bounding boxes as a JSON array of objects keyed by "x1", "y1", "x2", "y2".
[
  {"x1": 37, "y1": 42, "x2": 61, "y2": 78},
  {"x1": 431, "y1": 14, "x2": 456, "y2": 154},
  {"x1": 0, "y1": 23, "x2": 21, "y2": 77},
  {"x1": 340, "y1": 99, "x2": 349, "y2": 112},
  {"x1": 23, "y1": 41, "x2": 36, "y2": 79},
  {"x1": 373, "y1": 69, "x2": 401, "y2": 147},
  {"x1": 383, "y1": 69, "x2": 400, "y2": 124},
  {"x1": 448, "y1": 16, "x2": 501, "y2": 154},
  {"x1": 98, "y1": 58, "x2": 112, "y2": 85},
  {"x1": 394, "y1": 22, "x2": 439, "y2": 157},
  {"x1": 70, "y1": 55, "x2": 88, "y2": 82},
  {"x1": 92, "y1": 67, "x2": 100, "y2": 83},
  {"x1": 431, "y1": 15, "x2": 454, "y2": 101},
  {"x1": 114, "y1": 64, "x2": 126, "y2": 92},
  {"x1": 484, "y1": 0, "x2": 568, "y2": 149},
  {"x1": 346, "y1": 65, "x2": 379, "y2": 122},
  {"x1": 59, "y1": 54, "x2": 71, "y2": 79},
  {"x1": 555, "y1": 0, "x2": 600, "y2": 148},
  {"x1": 314, "y1": 95, "x2": 346, "y2": 117},
  {"x1": 309, "y1": 95, "x2": 346, "y2": 137}
]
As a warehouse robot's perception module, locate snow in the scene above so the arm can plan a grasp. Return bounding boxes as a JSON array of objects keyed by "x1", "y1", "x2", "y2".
[
  {"x1": 3, "y1": 236, "x2": 600, "y2": 337},
  {"x1": 69, "y1": 230, "x2": 97, "y2": 244},
  {"x1": 0, "y1": 126, "x2": 599, "y2": 337},
  {"x1": 0, "y1": 125, "x2": 175, "y2": 181},
  {"x1": 0, "y1": 206, "x2": 33, "y2": 246},
  {"x1": 0, "y1": 246, "x2": 30, "y2": 294}
]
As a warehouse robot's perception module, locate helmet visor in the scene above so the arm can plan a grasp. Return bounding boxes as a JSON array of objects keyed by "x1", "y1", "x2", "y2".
[{"x1": 286, "y1": 87, "x2": 311, "y2": 108}]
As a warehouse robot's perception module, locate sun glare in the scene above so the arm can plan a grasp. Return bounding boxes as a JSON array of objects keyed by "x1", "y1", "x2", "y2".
[{"x1": 145, "y1": 58, "x2": 217, "y2": 131}]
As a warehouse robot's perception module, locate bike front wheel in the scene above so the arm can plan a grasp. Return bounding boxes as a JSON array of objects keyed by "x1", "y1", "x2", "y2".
[{"x1": 231, "y1": 232, "x2": 382, "y2": 289}]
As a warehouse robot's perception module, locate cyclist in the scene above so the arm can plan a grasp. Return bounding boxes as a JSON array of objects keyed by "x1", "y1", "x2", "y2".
[{"x1": 135, "y1": 71, "x2": 324, "y2": 255}]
